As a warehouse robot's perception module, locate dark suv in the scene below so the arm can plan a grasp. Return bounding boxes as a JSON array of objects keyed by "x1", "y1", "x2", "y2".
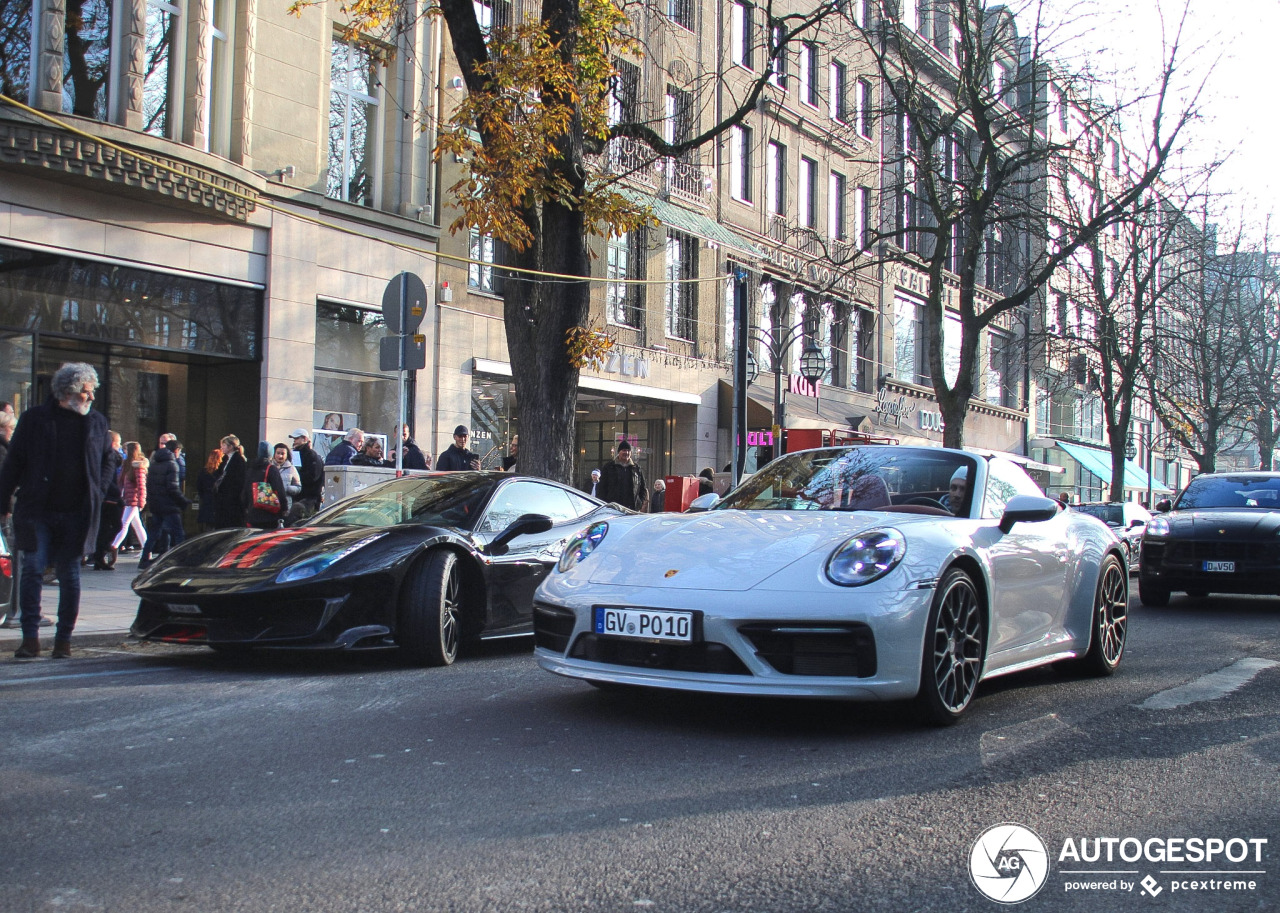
[{"x1": 1139, "y1": 472, "x2": 1280, "y2": 606}]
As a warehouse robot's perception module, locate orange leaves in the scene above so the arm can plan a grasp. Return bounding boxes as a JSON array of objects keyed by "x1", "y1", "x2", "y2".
[{"x1": 565, "y1": 320, "x2": 614, "y2": 370}]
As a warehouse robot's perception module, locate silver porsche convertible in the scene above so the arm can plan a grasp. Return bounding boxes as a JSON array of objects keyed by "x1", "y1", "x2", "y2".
[{"x1": 534, "y1": 446, "x2": 1128, "y2": 724}]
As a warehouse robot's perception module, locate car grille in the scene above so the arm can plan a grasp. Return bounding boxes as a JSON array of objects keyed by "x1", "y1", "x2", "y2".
[
  {"x1": 533, "y1": 602, "x2": 576, "y2": 653},
  {"x1": 568, "y1": 634, "x2": 751, "y2": 675},
  {"x1": 1145, "y1": 540, "x2": 1280, "y2": 567},
  {"x1": 739, "y1": 623, "x2": 878, "y2": 677}
]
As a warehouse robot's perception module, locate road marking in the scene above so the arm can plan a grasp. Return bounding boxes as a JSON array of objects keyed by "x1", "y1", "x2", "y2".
[
  {"x1": 0, "y1": 667, "x2": 170, "y2": 687},
  {"x1": 980, "y1": 713, "x2": 1070, "y2": 766},
  {"x1": 1138, "y1": 657, "x2": 1279, "y2": 710}
]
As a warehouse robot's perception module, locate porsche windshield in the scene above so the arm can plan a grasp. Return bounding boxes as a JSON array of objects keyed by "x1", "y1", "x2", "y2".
[
  {"x1": 715, "y1": 447, "x2": 978, "y2": 513},
  {"x1": 1175, "y1": 476, "x2": 1280, "y2": 510},
  {"x1": 310, "y1": 474, "x2": 498, "y2": 529}
]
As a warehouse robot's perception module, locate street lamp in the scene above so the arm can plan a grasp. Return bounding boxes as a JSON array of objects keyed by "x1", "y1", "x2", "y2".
[{"x1": 748, "y1": 321, "x2": 827, "y2": 453}]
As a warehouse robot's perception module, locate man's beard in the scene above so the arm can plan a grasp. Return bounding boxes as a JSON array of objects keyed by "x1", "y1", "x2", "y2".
[{"x1": 66, "y1": 398, "x2": 91, "y2": 416}]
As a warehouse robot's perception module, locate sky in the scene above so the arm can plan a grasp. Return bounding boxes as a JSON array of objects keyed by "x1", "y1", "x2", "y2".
[{"x1": 1039, "y1": 0, "x2": 1279, "y2": 243}]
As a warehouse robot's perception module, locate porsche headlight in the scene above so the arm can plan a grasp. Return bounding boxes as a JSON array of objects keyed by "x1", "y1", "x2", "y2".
[
  {"x1": 1145, "y1": 516, "x2": 1171, "y2": 538},
  {"x1": 826, "y1": 528, "x2": 906, "y2": 587},
  {"x1": 275, "y1": 533, "x2": 387, "y2": 584},
  {"x1": 558, "y1": 521, "x2": 609, "y2": 573}
]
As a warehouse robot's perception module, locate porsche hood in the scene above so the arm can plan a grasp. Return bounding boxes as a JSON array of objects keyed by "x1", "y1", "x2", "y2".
[
  {"x1": 1163, "y1": 510, "x2": 1280, "y2": 538},
  {"x1": 585, "y1": 510, "x2": 891, "y2": 591}
]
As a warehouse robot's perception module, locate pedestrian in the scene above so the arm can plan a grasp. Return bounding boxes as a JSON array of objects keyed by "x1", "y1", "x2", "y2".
[
  {"x1": 195, "y1": 448, "x2": 221, "y2": 532},
  {"x1": 110, "y1": 442, "x2": 149, "y2": 555},
  {"x1": 91, "y1": 430, "x2": 124, "y2": 570},
  {"x1": 589, "y1": 468, "x2": 600, "y2": 497},
  {"x1": 502, "y1": 435, "x2": 519, "y2": 471},
  {"x1": 352, "y1": 437, "x2": 391, "y2": 467},
  {"x1": 138, "y1": 439, "x2": 189, "y2": 569},
  {"x1": 394, "y1": 423, "x2": 431, "y2": 470},
  {"x1": 213, "y1": 435, "x2": 248, "y2": 529},
  {"x1": 271, "y1": 442, "x2": 302, "y2": 515},
  {"x1": 287, "y1": 429, "x2": 325, "y2": 524},
  {"x1": 597, "y1": 440, "x2": 648, "y2": 511},
  {"x1": 698, "y1": 467, "x2": 715, "y2": 497},
  {"x1": 0, "y1": 362, "x2": 112, "y2": 659},
  {"x1": 324, "y1": 428, "x2": 364, "y2": 466},
  {"x1": 1058, "y1": 491, "x2": 1072, "y2": 509},
  {"x1": 244, "y1": 441, "x2": 287, "y2": 530},
  {"x1": 651, "y1": 478, "x2": 666, "y2": 513},
  {"x1": 436, "y1": 425, "x2": 480, "y2": 471}
]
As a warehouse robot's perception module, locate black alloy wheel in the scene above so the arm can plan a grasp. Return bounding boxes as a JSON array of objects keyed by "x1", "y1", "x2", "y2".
[
  {"x1": 398, "y1": 549, "x2": 462, "y2": 666},
  {"x1": 914, "y1": 568, "x2": 985, "y2": 726},
  {"x1": 1077, "y1": 554, "x2": 1127, "y2": 676},
  {"x1": 1138, "y1": 576, "x2": 1170, "y2": 607}
]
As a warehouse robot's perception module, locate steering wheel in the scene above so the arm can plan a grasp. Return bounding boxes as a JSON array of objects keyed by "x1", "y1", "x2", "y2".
[{"x1": 903, "y1": 496, "x2": 947, "y2": 510}]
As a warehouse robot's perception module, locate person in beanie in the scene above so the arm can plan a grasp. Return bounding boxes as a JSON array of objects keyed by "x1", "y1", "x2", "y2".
[
  {"x1": 436, "y1": 425, "x2": 480, "y2": 471},
  {"x1": 596, "y1": 440, "x2": 648, "y2": 511},
  {"x1": 0, "y1": 363, "x2": 111, "y2": 659}
]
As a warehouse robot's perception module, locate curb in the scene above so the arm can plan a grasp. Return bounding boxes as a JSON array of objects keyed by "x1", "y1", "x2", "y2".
[{"x1": 0, "y1": 631, "x2": 137, "y2": 651}]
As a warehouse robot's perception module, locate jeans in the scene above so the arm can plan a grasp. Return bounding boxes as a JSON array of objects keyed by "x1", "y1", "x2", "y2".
[
  {"x1": 140, "y1": 513, "x2": 185, "y2": 561},
  {"x1": 18, "y1": 510, "x2": 88, "y2": 642}
]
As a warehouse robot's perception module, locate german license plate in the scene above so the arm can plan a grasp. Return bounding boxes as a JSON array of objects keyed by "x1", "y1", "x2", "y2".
[
  {"x1": 594, "y1": 607, "x2": 693, "y2": 643},
  {"x1": 168, "y1": 603, "x2": 202, "y2": 615},
  {"x1": 1203, "y1": 561, "x2": 1235, "y2": 573}
]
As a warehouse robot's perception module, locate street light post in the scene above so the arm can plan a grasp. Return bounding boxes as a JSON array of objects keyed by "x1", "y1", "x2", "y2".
[
  {"x1": 1128, "y1": 429, "x2": 1180, "y2": 506},
  {"x1": 745, "y1": 321, "x2": 826, "y2": 456}
]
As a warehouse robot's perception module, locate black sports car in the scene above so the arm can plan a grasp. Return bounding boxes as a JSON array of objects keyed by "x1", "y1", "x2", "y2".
[
  {"x1": 132, "y1": 472, "x2": 622, "y2": 664},
  {"x1": 1139, "y1": 471, "x2": 1280, "y2": 606}
]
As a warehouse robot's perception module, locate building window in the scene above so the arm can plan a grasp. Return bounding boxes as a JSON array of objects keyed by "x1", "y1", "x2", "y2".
[
  {"x1": 468, "y1": 229, "x2": 506, "y2": 294},
  {"x1": 664, "y1": 231, "x2": 697, "y2": 341},
  {"x1": 855, "y1": 78, "x2": 872, "y2": 137},
  {"x1": 768, "y1": 23, "x2": 787, "y2": 88},
  {"x1": 730, "y1": 123, "x2": 753, "y2": 202},
  {"x1": 314, "y1": 302, "x2": 400, "y2": 452},
  {"x1": 829, "y1": 61, "x2": 847, "y2": 123},
  {"x1": 328, "y1": 37, "x2": 381, "y2": 207},
  {"x1": 799, "y1": 156, "x2": 817, "y2": 229},
  {"x1": 943, "y1": 311, "x2": 961, "y2": 387},
  {"x1": 63, "y1": 0, "x2": 112, "y2": 119},
  {"x1": 664, "y1": 85, "x2": 693, "y2": 147},
  {"x1": 766, "y1": 140, "x2": 785, "y2": 215},
  {"x1": 606, "y1": 230, "x2": 644, "y2": 329},
  {"x1": 798, "y1": 42, "x2": 819, "y2": 107},
  {"x1": 986, "y1": 331, "x2": 1015, "y2": 406},
  {"x1": 667, "y1": 0, "x2": 694, "y2": 31},
  {"x1": 142, "y1": 0, "x2": 181, "y2": 138},
  {"x1": 0, "y1": 0, "x2": 32, "y2": 101},
  {"x1": 207, "y1": 0, "x2": 234, "y2": 156},
  {"x1": 857, "y1": 185, "x2": 872, "y2": 248},
  {"x1": 828, "y1": 171, "x2": 847, "y2": 240},
  {"x1": 731, "y1": 1, "x2": 754, "y2": 71},
  {"x1": 894, "y1": 294, "x2": 921, "y2": 384}
]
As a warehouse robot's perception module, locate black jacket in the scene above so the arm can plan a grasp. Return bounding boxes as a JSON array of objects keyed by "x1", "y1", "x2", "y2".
[
  {"x1": 0, "y1": 398, "x2": 111, "y2": 551},
  {"x1": 213, "y1": 451, "x2": 248, "y2": 528},
  {"x1": 102, "y1": 448, "x2": 124, "y2": 503},
  {"x1": 147, "y1": 448, "x2": 190, "y2": 517},
  {"x1": 597, "y1": 460, "x2": 647, "y2": 511},
  {"x1": 436, "y1": 443, "x2": 477, "y2": 471},
  {"x1": 401, "y1": 439, "x2": 428, "y2": 470},
  {"x1": 295, "y1": 444, "x2": 325, "y2": 502}
]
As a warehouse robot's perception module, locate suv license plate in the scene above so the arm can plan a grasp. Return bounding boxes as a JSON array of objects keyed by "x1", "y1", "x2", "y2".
[
  {"x1": 1203, "y1": 561, "x2": 1235, "y2": 573},
  {"x1": 594, "y1": 607, "x2": 693, "y2": 643}
]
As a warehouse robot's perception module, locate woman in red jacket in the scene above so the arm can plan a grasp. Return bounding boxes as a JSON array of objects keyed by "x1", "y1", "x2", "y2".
[{"x1": 110, "y1": 441, "x2": 149, "y2": 553}]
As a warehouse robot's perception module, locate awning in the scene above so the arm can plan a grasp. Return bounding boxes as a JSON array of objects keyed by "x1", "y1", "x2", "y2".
[
  {"x1": 620, "y1": 189, "x2": 764, "y2": 258},
  {"x1": 1056, "y1": 441, "x2": 1172, "y2": 494},
  {"x1": 969, "y1": 447, "x2": 1065, "y2": 475}
]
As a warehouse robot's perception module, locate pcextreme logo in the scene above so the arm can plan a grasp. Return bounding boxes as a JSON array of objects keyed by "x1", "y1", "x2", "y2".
[{"x1": 969, "y1": 824, "x2": 1269, "y2": 904}]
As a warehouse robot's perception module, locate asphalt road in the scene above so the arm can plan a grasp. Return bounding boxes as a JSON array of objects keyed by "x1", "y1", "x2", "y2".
[{"x1": 1, "y1": 592, "x2": 1276, "y2": 913}]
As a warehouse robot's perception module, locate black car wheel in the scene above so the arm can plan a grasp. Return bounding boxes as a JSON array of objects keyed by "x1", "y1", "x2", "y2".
[
  {"x1": 1138, "y1": 577, "x2": 1170, "y2": 607},
  {"x1": 914, "y1": 568, "x2": 985, "y2": 726},
  {"x1": 399, "y1": 549, "x2": 462, "y2": 666},
  {"x1": 1078, "y1": 554, "x2": 1127, "y2": 676}
]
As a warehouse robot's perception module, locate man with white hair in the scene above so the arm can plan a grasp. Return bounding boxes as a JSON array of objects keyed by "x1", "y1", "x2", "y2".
[
  {"x1": 0, "y1": 363, "x2": 112, "y2": 659},
  {"x1": 941, "y1": 466, "x2": 968, "y2": 516},
  {"x1": 324, "y1": 428, "x2": 365, "y2": 466}
]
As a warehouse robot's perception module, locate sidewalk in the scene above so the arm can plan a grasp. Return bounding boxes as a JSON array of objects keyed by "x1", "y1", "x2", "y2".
[{"x1": 0, "y1": 551, "x2": 143, "y2": 649}]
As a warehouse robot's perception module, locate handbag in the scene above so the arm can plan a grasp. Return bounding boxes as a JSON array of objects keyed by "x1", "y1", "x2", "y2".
[{"x1": 252, "y1": 466, "x2": 281, "y2": 514}]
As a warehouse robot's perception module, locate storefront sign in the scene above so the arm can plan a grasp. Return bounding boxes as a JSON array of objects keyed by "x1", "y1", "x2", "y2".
[
  {"x1": 789, "y1": 375, "x2": 820, "y2": 397},
  {"x1": 919, "y1": 410, "x2": 944, "y2": 432},
  {"x1": 874, "y1": 387, "x2": 918, "y2": 429},
  {"x1": 737, "y1": 431, "x2": 774, "y2": 447},
  {"x1": 602, "y1": 351, "x2": 649, "y2": 379}
]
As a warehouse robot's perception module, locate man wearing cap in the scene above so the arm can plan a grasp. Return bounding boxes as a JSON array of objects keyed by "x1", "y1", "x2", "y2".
[
  {"x1": 597, "y1": 440, "x2": 648, "y2": 512},
  {"x1": 287, "y1": 429, "x2": 325, "y2": 524},
  {"x1": 941, "y1": 466, "x2": 968, "y2": 516},
  {"x1": 436, "y1": 425, "x2": 480, "y2": 471}
]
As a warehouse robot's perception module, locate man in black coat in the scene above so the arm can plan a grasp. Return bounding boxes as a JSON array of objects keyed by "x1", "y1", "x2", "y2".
[
  {"x1": 138, "y1": 440, "x2": 190, "y2": 569},
  {"x1": 288, "y1": 429, "x2": 326, "y2": 524},
  {"x1": 597, "y1": 440, "x2": 648, "y2": 512},
  {"x1": 0, "y1": 363, "x2": 111, "y2": 659},
  {"x1": 436, "y1": 425, "x2": 480, "y2": 471}
]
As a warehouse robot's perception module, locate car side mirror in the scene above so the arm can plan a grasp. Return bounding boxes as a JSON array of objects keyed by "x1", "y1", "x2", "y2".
[
  {"x1": 1155, "y1": 499, "x2": 1173, "y2": 513},
  {"x1": 483, "y1": 513, "x2": 553, "y2": 556},
  {"x1": 1128, "y1": 519, "x2": 1145, "y2": 529},
  {"x1": 687, "y1": 493, "x2": 720, "y2": 512},
  {"x1": 998, "y1": 495, "x2": 1061, "y2": 533}
]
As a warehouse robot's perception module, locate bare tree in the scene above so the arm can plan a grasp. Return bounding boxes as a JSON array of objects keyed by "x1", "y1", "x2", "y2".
[
  {"x1": 1231, "y1": 232, "x2": 1280, "y2": 470},
  {"x1": 845, "y1": 0, "x2": 1200, "y2": 449}
]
